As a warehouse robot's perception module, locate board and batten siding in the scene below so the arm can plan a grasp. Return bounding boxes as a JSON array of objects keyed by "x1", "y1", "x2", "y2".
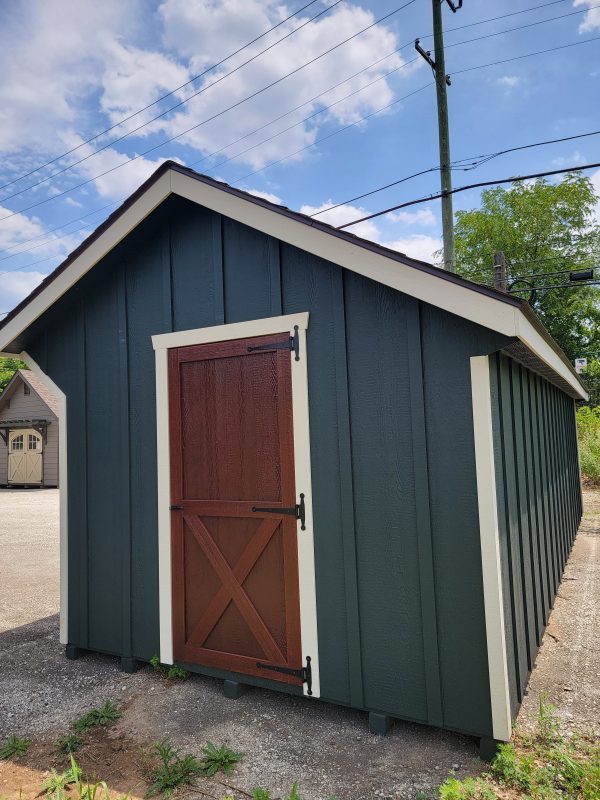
[
  {"x1": 489, "y1": 353, "x2": 582, "y2": 716},
  {"x1": 0, "y1": 381, "x2": 59, "y2": 486},
  {"x1": 22, "y1": 195, "x2": 525, "y2": 738}
]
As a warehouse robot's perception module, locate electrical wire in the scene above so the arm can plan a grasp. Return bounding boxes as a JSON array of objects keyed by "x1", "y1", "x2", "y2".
[
  {"x1": 0, "y1": 0, "x2": 324, "y2": 193},
  {"x1": 336, "y1": 160, "x2": 600, "y2": 229},
  {"x1": 0, "y1": 1, "x2": 418, "y2": 224},
  {"x1": 1, "y1": 0, "x2": 594, "y2": 205}
]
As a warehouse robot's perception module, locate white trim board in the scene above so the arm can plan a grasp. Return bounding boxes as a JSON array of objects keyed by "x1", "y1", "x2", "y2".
[
  {"x1": 21, "y1": 350, "x2": 69, "y2": 646},
  {"x1": 0, "y1": 166, "x2": 586, "y2": 400},
  {"x1": 152, "y1": 312, "x2": 320, "y2": 698},
  {"x1": 470, "y1": 355, "x2": 512, "y2": 742}
]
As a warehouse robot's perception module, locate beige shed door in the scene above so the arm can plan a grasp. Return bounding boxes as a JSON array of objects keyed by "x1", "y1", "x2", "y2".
[{"x1": 8, "y1": 429, "x2": 43, "y2": 484}]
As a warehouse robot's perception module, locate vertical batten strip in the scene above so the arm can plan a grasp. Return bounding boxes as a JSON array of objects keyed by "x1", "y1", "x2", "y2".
[
  {"x1": 407, "y1": 301, "x2": 443, "y2": 727},
  {"x1": 333, "y1": 269, "x2": 364, "y2": 709},
  {"x1": 470, "y1": 355, "x2": 512, "y2": 742}
]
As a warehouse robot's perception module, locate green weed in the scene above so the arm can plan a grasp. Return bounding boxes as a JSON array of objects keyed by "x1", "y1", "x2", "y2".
[
  {"x1": 75, "y1": 701, "x2": 122, "y2": 732},
  {"x1": 536, "y1": 691, "x2": 560, "y2": 744},
  {"x1": 200, "y1": 741, "x2": 243, "y2": 777},
  {"x1": 41, "y1": 762, "x2": 79, "y2": 799},
  {"x1": 55, "y1": 732, "x2": 83, "y2": 757},
  {"x1": 490, "y1": 742, "x2": 534, "y2": 791},
  {"x1": 146, "y1": 740, "x2": 204, "y2": 797},
  {"x1": 284, "y1": 784, "x2": 302, "y2": 800},
  {"x1": 251, "y1": 790, "x2": 272, "y2": 800},
  {"x1": 149, "y1": 654, "x2": 189, "y2": 680},
  {"x1": 0, "y1": 735, "x2": 31, "y2": 760}
]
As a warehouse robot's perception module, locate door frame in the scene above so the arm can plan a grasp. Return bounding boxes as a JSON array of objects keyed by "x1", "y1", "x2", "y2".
[{"x1": 152, "y1": 312, "x2": 320, "y2": 698}]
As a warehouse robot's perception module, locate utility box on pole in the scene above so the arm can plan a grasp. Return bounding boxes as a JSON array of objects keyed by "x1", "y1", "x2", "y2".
[{"x1": 493, "y1": 252, "x2": 507, "y2": 292}]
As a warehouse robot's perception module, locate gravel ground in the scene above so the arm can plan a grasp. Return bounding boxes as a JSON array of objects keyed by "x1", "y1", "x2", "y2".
[
  {"x1": 0, "y1": 487, "x2": 598, "y2": 799},
  {"x1": 0, "y1": 488, "x2": 59, "y2": 633},
  {"x1": 516, "y1": 488, "x2": 600, "y2": 735}
]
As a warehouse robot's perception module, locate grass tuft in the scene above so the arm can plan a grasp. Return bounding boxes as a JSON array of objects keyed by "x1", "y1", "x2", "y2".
[
  {"x1": 55, "y1": 732, "x2": 83, "y2": 757},
  {"x1": 149, "y1": 654, "x2": 189, "y2": 681},
  {"x1": 199, "y1": 741, "x2": 243, "y2": 777},
  {"x1": 74, "y1": 701, "x2": 122, "y2": 733},
  {"x1": 0, "y1": 735, "x2": 31, "y2": 760},
  {"x1": 146, "y1": 740, "x2": 204, "y2": 797}
]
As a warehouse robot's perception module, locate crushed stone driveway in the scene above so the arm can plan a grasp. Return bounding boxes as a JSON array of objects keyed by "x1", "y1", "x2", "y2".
[{"x1": 1, "y1": 488, "x2": 599, "y2": 799}]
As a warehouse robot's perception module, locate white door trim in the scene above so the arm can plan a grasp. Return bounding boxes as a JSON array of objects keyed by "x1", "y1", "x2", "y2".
[
  {"x1": 21, "y1": 350, "x2": 69, "y2": 646},
  {"x1": 152, "y1": 312, "x2": 320, "y2": 698},
  {"x1": 470, "y1": 355, "x2": 512, "y2": 742}
]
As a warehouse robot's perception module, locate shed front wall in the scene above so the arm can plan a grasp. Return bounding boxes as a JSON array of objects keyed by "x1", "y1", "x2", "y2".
[
  {"x1": 0, "y1": 381, "x2": 59, "y2": 487},
  {"x1": 489, "y1": 353, "x2": 582, "y2": 716},
  {"x1": 22, "y1": 196, "x2": 512, "y2": 738}
]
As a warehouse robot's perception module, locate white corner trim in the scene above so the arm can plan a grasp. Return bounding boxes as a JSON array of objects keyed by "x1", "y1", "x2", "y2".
[
  {"x1": 155, "y1": 345, "x2": 173, "y2": 665},
  {"x1": 470, "y1": 355, "x2": 512, "y2": 742},
  {"x1": 21, "y1": 350, "x2": 69, "y2": 646},
  {"x1": 153, "y1": 312, "x2": 320, "y2": 697}
]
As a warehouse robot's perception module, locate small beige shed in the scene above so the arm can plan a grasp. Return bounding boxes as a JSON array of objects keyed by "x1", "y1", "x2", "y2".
[{"x1": 0, "y1": 369, "x2": 59, "y2": 487}]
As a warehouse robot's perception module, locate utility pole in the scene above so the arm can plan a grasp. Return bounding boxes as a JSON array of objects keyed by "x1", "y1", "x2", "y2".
[
  {"x1": 416, "y1": 1, "x2": 462, "y2": 272},
  {"x1": 493, "y1": 251, "x2": 507, "y2": 292}
]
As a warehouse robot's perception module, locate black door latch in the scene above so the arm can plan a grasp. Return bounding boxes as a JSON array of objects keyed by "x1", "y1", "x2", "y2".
[{"x1": 252, "y1": 493, "x2": 305, "y2": 530}]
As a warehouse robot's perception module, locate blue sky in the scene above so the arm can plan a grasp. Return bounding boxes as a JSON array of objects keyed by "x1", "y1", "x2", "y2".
[{"x1": 0, "y1": 0, "x2": 599, "y2": 316}]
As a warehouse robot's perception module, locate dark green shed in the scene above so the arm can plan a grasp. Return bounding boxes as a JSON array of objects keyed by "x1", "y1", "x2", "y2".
[{"x1": 0, "y1": 163, "x2": 586, "y2": 754}]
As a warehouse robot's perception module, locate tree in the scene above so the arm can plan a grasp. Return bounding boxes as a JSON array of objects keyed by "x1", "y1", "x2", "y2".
[
  {"x1": 0, "y1": 357, "x2": 28, "y2": 393},
  {"x1": 581, "y1": 358, "x2": 600, "y2": 407},
  {"x1": 453, "y1": 173, "x2": 600, "y2": 362}
]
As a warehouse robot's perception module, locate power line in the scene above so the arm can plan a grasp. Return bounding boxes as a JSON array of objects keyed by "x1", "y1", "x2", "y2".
[
  {"x1": 0, "y1": 0, "x2": 569, "y2": 197},
  {"x1": 0, "y1": 0, "x2": 324, "y2": 194},
  {"x1": 336, "y1": 160, "x2": 600, "y2": 229},
  {"x1": 0, "y1": 1, "x2": 418, "y2": 224},
  {"x1": 0, "y1": 0, "x2": 345, "y2": 204},
  {"x1": 1, "y1": 0, "x2": 592, "y2": 206}
]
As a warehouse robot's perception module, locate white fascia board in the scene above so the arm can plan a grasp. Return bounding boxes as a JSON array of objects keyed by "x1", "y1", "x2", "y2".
[
  {"x1": 513, "y1": 310, "x2": 588, "y2": 400},
  {"x1": 172, "y1": 172, "x2": 515, "y2": 338},
  {"x1": 0, "y1": 171, "x2": 172, "y2": 352}
]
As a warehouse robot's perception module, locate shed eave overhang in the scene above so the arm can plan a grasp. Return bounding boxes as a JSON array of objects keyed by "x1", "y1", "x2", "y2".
[{"x1": 0, "y1": 162, "x2": 588, "y2": 400}]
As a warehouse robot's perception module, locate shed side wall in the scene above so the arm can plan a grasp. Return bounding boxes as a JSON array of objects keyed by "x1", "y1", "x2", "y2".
[
  {"x1": 489, "y1": 353, "x2": 582, "y2": 714},
  {"x1": 23, "y1": 196, "x2": 514, "y2": 737}
]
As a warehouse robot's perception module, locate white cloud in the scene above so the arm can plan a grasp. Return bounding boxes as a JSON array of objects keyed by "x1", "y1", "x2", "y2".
[
  {"x1": 152, "y1": 0, "x2": 413, "y2": 168},
  {"x1": 552, "y1": 150, "x2": 586, "y2": 167},
  {"x1": 0, "y1": 270, "x2": 49, "y2": 312},
  {"x1": 300, "y1": 200, "x2": 442, "y2": 265},
  {"x1": 0, "y1": 0, "x2": 136, "y2": 154},
  {"x1": 0, "y1": 206, "x2": 84, "y2": 263},
  {"x1": 386, "y1": 207, "x2": 436, "y2": 226},
  {"x1": 497, "y1": 75, "x2": 520, "y2": 88},
  {"x1": 246, "y1": 188, "x2": 282, "y2": 204},
  {"x1": 300, "y1": 201, "x2": 381, "y2": 241},
  {"x1": 574, "y1": 0, "x2": 600, "y2": 32},
  {"x1": 384, "y1": 234, "x2": 442, "y2": 265}
]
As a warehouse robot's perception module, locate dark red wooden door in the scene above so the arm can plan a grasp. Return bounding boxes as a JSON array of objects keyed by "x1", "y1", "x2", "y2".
[{"x1": 168, "y1": 334, "x2": 303, "y2": 685}]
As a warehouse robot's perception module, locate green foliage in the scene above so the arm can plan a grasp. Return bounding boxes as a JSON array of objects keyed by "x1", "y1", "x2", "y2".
[
  {"x1": 284, "y1": 784, "x2": 302, "y2": 800},
  {"x1": 581, "y1": 359, "x2": 600, "y2": 407},
  {"x1": 74, "y1": 701, "x2": 122, "y2": 732},
  {"x1": 146, "y1": 740, "x2": 204, "y2": 797},
  {"x1": 41, "y1": 761, "x2": 79, "y2": 798},
  {"x1": 536, "y1": 692, "x2": 560, "y2": 744},
  {"x1": 0, "y1": 735, "x2": 31, "y2": 759},
  {"x1": 251, "y1": 789, "x2": 272, "y2": 800},
  {"x1": 491, "y1": 743, "x2": 534, "y2": 790},
  {"x1": 0, "y1": 357, "x2": 27, "y2": 394},
  {"x1": 199, "y1": 741, "x2": 243, "y2": 777},
  {"x1": 577, "y1": 405, "x2": 600, "y2": 483},
  {"x1": 453, "y1": 174, "x2": 600, "y2": 361},
  {"x1": 149, "y1": 654, "x2": 189, "y2": 680},
  {"x1": 55, "y1": 732, "x2": 83, "y2": 757},
  {"x1": 437, "y1": 775, "x2": 495, "y2": 800}
]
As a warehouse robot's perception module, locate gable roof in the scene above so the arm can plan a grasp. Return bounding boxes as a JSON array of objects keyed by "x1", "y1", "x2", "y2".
[
  {"x1": 0, "y1": 369, "x2": 59, "y2": 418},
  {"x1": 0, "y1": 161, "x2": 587, "y2": 399}
]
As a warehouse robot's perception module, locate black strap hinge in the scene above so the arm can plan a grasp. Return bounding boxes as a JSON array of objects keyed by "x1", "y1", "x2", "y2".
[
  {"x1": 247, "y1": 325, "x2": 300, "y2": 361},
  {"x1": 252, "y1": 493, "x2": 305, "y2": 530},
  {"x1": 170, "y1": 504, "x2": 183, "y2": 511},
  {"x1": 256, "y1": 656, "x2": 312, "y2": 695}
]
